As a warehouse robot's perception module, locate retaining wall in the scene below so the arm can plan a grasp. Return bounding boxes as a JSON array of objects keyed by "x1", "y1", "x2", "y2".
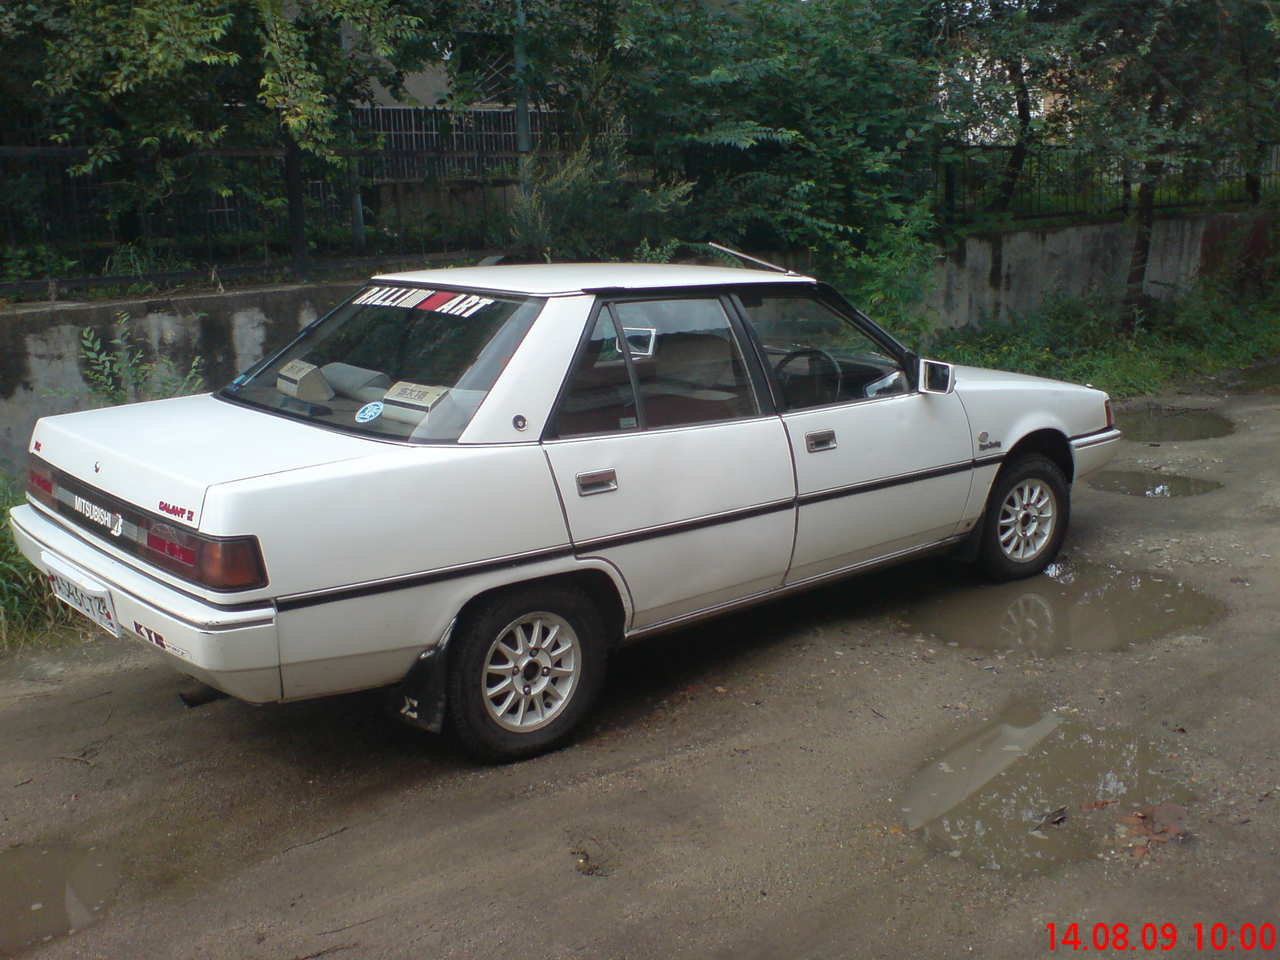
[
  {"x1": 0, "y1": 210, "x2": 1270, "y2": 473},
  {"x1": 927, "y1": 210, "x2": 1272, "y2": 327},
  {"x1": 0, "y1": 283, "x2": 358, "y2": 473}
]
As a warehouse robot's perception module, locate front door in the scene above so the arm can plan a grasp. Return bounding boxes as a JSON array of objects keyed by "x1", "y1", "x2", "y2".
[
  {"x1": 543, "y1": 295, "x2": 795, "y2": 630},
  {"x1": 734, "y1": 289, "x2": 973, "y2": 585}
]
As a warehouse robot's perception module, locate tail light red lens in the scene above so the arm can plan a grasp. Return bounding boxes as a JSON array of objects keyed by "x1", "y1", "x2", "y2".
[
  {"x1": 1104, "y1": 398, "x2": 1115, "y2": 429},
  {"x1": 139, "y1": 521, "x2": 266, "y2": 591},
  {"x1": 27, "y1": 459, "x2": 55, "y2": 507},
  {"x1": 145, "y1": 523, "x2": 199, "y2": 567}
]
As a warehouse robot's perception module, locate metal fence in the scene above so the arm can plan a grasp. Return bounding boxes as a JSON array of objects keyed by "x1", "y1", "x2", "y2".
[
  {"x1": 353, "y1": 105, "x2": 575, "y2": 180},
  {"x1": 1, "y1": 114, "x2": 1275, "y2": 288},
  {"x1": 0, "y1": 106, "x2": 574, "y2": 280},
  {"x1": 936, "y1": 143, "x2": 1280, "y2": 222}
]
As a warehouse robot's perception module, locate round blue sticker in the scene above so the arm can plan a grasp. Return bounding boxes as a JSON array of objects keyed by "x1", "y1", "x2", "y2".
[{"x1": 355, "y1": 401, "x2": 384, "y2": 423}]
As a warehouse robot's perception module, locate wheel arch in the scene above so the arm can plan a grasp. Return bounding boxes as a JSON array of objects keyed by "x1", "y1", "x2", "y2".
[
  {"x1": 390, "y1": 562, "x2": 629, "y2": 736},
  {"x1": 451, "y1": 568, "x2": 627, "y2": 647},
  {"x1": 1003, "y1": 428, "x2": 1074, "y2": 483}
]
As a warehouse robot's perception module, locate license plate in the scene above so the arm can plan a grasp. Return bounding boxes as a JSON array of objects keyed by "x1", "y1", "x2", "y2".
[{"x1": 45, "y1": 563, "x2": 120, "y2": 637}]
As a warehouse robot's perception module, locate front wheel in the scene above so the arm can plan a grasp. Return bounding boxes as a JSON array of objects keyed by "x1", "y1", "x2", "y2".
[
  {"x1": 446, "y1": 584, "x2": 607, "y2": 761},
  {"x1": 979, "y1": 454, "x2": 1070, "y2": 581}
]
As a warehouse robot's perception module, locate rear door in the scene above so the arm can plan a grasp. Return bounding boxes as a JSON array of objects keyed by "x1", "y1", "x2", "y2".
[
  {"x1": 733, "y1": 289, "x2": 974, "y2": 585},
  {"x1": 542, "y1": 294, "x2": 795, "y2": 630}
]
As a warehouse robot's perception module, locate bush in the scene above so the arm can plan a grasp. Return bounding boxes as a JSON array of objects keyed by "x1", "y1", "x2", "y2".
[{"x1": 508, "y1": 127, "x2": 692, "y2": 261}]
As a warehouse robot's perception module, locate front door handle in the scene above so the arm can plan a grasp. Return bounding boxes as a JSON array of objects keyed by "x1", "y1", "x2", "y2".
[
  {"x1": 805, "y1": 429, "x2": 837, "y2": 453},
  {"x1": 576, "y1": 469, "x2": 618, "y2": 496}
]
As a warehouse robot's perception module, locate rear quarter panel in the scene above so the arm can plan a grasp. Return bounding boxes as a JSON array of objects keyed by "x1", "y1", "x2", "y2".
[{"x1": 202, "y1": 444, "x2": 575, "y2": 696}]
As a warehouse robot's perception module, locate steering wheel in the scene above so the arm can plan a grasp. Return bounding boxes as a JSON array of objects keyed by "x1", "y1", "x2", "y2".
[{"x1": 775, "y1": 348, "x2": 843, "y2": 406}]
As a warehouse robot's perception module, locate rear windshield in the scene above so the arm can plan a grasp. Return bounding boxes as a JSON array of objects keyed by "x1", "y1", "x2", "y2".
[{"x1": 220, "y1": 285, "x2": 543, "y2": 443}]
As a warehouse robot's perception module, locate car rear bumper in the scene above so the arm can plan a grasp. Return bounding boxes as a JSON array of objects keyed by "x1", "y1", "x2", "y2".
[
  {"x1": 8, "y1": 504, "x2": 281, "y2": 702},
  {"x1": 1071, "y1": 428, "x2": 1122, "y2": 480}
]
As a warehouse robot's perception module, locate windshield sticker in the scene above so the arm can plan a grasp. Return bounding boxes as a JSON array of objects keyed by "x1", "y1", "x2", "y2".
[
  {"x1": 355, "y1": 401, "x2": 385, "y2": 423},
  {"x1": 383, "y1": 381, "x2": 448, "y2": 412},
  {"x1": 351, "y1": 286, "x2": 434, "y2": 309},
  {"x1": 415, "y1": 291, "x2": 496, "y2": 317}
]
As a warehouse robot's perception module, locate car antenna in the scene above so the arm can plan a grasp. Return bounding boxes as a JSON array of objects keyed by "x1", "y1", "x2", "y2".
[{"x1": 706, "y1": 242, "x2": 796, "y2": 275}]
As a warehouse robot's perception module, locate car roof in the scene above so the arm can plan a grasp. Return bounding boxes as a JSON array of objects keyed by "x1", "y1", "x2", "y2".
[{"x1": 371, "y1": 262, "x2": 817, "y2": 296}]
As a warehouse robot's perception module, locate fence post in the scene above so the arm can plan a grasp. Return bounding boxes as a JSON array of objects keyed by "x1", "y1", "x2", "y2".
[
  {"x1": 283, "y1": 131, "x2": 309, "y2": 279},
  {"x1": 514, "y1": 0, "x2": 531, "y2": 196}
]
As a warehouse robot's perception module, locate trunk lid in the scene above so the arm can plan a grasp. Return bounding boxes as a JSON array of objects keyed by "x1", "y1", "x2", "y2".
[{"x1": 31, "y1": 394, "x2": 382, "y2": 529}]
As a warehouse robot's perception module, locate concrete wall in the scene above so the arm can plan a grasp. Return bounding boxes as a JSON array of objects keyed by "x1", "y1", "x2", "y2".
[
  {"x1": 926, "y1": 210, "x2": 1270, "y2": 328},
  {"x1": 0, "y1": 209, "x2": 1270, "y2": 474},
  {"x1": 0, "y1": 283, "x2": 359, "y2": 474}
]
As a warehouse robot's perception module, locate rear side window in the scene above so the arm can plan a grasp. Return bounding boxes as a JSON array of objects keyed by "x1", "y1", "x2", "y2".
[
  {"x1": 220, "y1": 286, "x2": 543, "y2": 443},
  {"x1": 554, "y1": 297, "x2": 759, "y2": 437}
]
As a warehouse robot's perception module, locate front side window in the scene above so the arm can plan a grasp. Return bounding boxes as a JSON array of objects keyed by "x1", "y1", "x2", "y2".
[
  {"x1": 738, "y1": 293, "x2": 908, "y2": 409},
  {"x1": 220, "y1": 285, "x2": 543, "y2": 442},
  {"x1": 554, "y1": 297, "x2": 760, "y2": 438}
]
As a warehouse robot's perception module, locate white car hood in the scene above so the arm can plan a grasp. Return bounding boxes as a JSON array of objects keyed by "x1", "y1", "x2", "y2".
[
  {"x1": 953, "y1": 364, "x2": 1073, "y2": 389},
  {"x1": 31, "y1": 394, "x2": 381, "y2": 529}
]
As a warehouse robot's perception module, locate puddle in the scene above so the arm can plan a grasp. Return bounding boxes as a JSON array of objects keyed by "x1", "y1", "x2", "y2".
[
  {"x1": 1087, "y1": 470, "x2": 1223, "y2": 498},
  {"x1": 902, "y1": 702, "x2": 1190, "y2": 874},
  {"x1": 899, "y1": 560, "x2": 1222, "y2": 656},
  {"x1": 1225, "y1": 360, "x2": 1280, "y2": 394},
  {"x1": 0, "y1": 844, "x2": 120, "y2": 952},
  {"x1": 1120, "y1": 405, "x2": 1233, "y2": 442}
]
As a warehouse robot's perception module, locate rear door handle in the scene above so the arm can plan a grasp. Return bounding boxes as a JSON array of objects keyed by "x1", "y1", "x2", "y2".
[
  {"x1": 805, "y1": 429, "x2": 837, "y2": 453},
  {"x1": 576, "y1": 469, "x2": 618, "y2": 496}
]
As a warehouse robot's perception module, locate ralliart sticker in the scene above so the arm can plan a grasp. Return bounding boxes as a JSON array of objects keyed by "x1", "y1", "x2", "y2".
[
  {"x1": 350, "y1": 287, "x2": 497, "y2": 317},
  {"x1": 351, "y1": 286, "x2": 434, "y2": 309}
]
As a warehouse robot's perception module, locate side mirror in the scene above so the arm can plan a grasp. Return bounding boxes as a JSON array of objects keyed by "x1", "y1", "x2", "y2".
[{"x1": 919, "y1": 358, "x2": 955, "y2": 395}]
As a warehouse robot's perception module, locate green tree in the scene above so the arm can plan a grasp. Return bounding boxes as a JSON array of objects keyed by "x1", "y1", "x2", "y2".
[
  {"x1": 13, "y1": 0, "x2": 439, "y2": 272},
  {"x1": 1044, "y1": 0, "x2": 1279, "y2": 320},
  {"x1": 614, "y1": 0, "x2": 947, "y2": 264}
]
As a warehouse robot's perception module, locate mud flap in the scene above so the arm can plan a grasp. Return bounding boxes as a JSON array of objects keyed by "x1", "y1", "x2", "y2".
[
  {"x1": 955, "y1": 520, "x2": 984, "y2": 563},
  {"x1": 389, "y1": 646, "x2": 449, "y2": 734}
]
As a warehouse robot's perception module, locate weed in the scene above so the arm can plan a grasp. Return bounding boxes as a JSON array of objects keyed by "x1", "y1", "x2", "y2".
[
  {"x1": 101, "y1": 242, "x2": 194, "y2": 278},
  {"x1": 2, "y1": 243, "x2": 78, "y2": 282},
  {"x1": 80, "y1": 312, "x2": 204, "y2": 406},
  {"x1": 930, "y1": 279, "x2": 1280, "y2": 398},
  {"x1": 0, "y1": 473, "x2": 71, "y2": 646}
]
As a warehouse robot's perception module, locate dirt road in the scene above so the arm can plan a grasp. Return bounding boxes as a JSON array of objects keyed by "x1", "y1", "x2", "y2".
[{"x1": 2, "y1": 367, "x2": 1278, "y2": 959}]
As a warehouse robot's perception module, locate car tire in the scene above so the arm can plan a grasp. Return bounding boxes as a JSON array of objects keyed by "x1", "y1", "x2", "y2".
[
  {"x1": 446, "y1": 584, "x2": 607, "y2": 761},
  {"x1": 978, "y1": 454, "x2": 1070, "y2": 582}
]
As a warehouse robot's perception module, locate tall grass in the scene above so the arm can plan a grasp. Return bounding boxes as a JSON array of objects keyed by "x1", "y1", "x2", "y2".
[{"x1": 0, "y1": 471, "x2": 68, "y2": 646}]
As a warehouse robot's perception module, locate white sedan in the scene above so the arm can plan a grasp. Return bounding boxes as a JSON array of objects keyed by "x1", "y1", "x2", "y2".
[{"x1": 9, "y1": 259, "x2": 1120, "y2": 759}]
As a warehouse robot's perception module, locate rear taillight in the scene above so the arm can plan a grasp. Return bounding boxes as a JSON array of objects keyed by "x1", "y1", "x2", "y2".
[
  {"x1": 197, "y1": 538, "x2": 268, "y2": 591},
  {"x1": 1104, "y1": 398, "x2": 1115, "y2": 429},
  {"x1": 27, "y1": 454, "x2": 267, "y2": 592},
  {"x1": 27, "y1": 458, "x2": 55, "y2": 508},
  {"x1": 140, "y1": 520, "x2": 266, "y2": 591}
]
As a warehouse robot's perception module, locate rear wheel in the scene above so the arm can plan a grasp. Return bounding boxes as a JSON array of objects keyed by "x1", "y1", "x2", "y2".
[
  {"x1": 979, "y1": 454, "x2": 1070, "y2": 581},
  {"x1": 446, "y1": 584, "x2": 607, "y2": 761}
]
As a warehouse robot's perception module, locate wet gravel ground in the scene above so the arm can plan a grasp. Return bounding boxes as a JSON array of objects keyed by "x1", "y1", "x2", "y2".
[{"x1": 1, "y1": 366, "x2": 1278, "y2": 959}]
